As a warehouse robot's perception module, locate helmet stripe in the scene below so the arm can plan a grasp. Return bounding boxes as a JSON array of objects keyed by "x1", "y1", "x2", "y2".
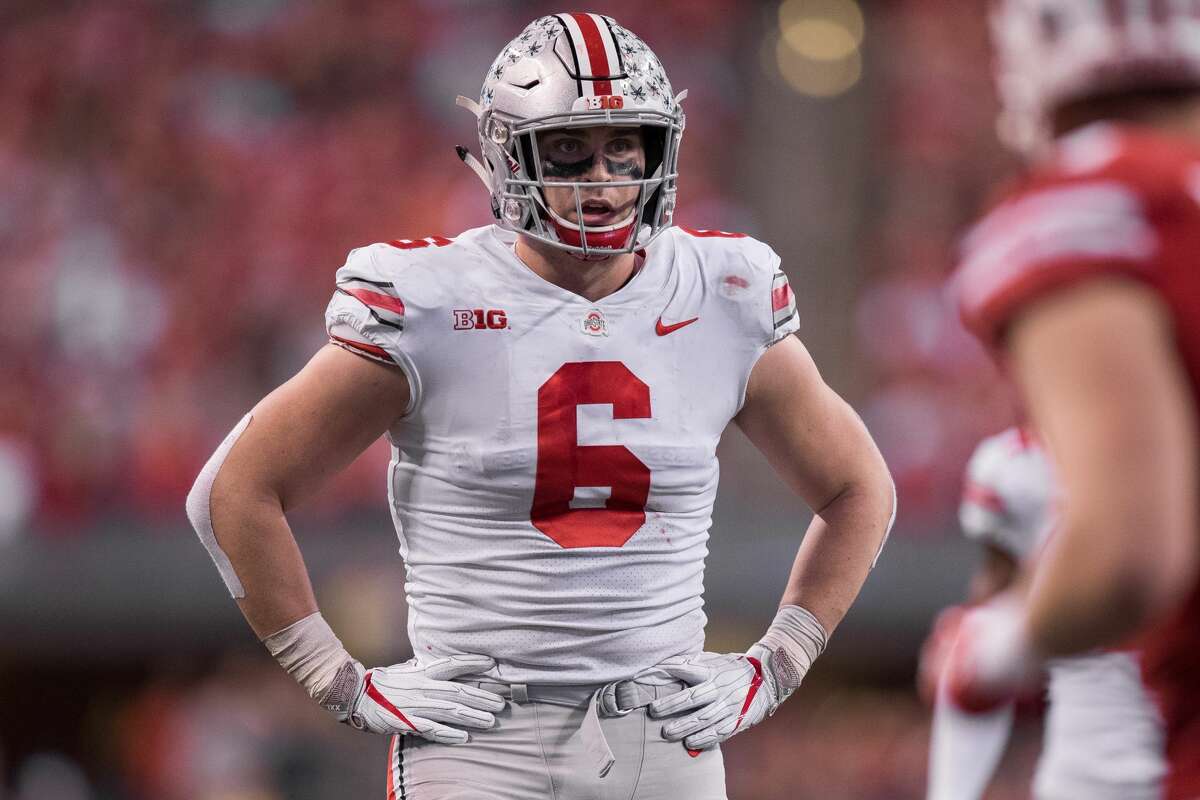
[
  {"x1": 564, "y1": 12, "x2": 619, "y2": 96},
  {"x1": 592, "y1": 13, "x2": 624, "y2": 85},
  {"x1": 559, "y1": 14, "x2": 600, "y2": 95}
]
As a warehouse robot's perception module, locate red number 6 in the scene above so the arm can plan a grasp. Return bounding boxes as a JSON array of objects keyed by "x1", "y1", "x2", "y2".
[{"x1": 531, "y1": 362, "x2": 652, "y2": 548}]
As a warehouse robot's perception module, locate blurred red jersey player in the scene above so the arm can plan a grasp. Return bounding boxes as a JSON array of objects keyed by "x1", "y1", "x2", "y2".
[{"x1": 947, "y1": 2, "x2": 1200, "y2": 799}]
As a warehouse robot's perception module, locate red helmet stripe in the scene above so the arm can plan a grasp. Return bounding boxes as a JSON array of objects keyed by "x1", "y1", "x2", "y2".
[{"x1": 567, "y1": 12, "x2": 617, "y2": 96}]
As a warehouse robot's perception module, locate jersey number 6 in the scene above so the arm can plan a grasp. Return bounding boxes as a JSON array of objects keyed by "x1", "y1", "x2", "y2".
[{"x1": 531, "y1": 362, "x2": 651, "y2": 548}]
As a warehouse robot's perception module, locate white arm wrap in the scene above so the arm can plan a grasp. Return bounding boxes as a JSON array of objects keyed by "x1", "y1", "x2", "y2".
[
  {"x1": 874, "y1": 480, "x2": 898, "y2": 568},
  {"x1": 185, "y1": 413, "x2": 253, "y2": 598},
  {"x1": 263, "y1": 612, "x2": 359, "y2": 707},
  {"x1": 756, "y1": 605, "x2": 828, "y2": 689}
]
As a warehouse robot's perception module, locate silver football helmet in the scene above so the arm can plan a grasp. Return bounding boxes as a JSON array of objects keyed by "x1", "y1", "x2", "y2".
[
  {"x1": 456, "y1": 13, "x2": 686, "y2": 257},
  {"x1": 992, "y1": 0, "x2": 1200, "y2": 153}
]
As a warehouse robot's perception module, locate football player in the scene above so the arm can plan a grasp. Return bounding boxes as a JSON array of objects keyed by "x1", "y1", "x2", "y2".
[
  {"x1": 945, "y1": 3, "x2": 1200, "y2": 798},
  {"x1": 923, "y1": 428, "x2": 1165, "y2": 799},
  {"x1": 185, "y1": 13, "x2": 896, "y2": 800}
]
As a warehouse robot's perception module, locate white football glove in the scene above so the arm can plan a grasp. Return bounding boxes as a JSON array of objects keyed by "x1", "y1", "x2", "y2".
[
  {"x1": 263, "y1": 613, "x2": 504, "y2": 744},
  {"x1": 647, "y1": 646, "x2": 783, "y2": 750},
  {"x1": 327, "y1": 655, "x2": 507, "y2": 744},
  {"x1": 648, "y1": 605, "x2": 827, "y2": 751},
  {"x1": 944, "y1": 594, "x2": 1041, "y2": 713}
]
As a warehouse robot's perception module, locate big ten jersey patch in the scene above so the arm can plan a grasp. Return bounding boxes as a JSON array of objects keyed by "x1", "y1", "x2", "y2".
[{"x1": 325, "y1": 224, "x2": 799, "y2": 685}]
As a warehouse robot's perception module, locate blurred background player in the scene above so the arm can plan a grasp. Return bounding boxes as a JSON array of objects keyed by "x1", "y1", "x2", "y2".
[
  {"x1": 948, "y1": 2, "x2": 1200, "y2": 798},
  {"x1": 186, "y1": 13, "x2": 894, "y2": 800},
  {"x1": 922, "y1": 427, "x2": 1165, "y2": 800}
]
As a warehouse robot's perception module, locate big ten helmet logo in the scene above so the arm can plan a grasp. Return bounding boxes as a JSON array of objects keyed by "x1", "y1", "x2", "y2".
[
  {"x1": 452, "y1": 308, "x2": 509, "y2": 330},
  {"x1": 583, "y1": 95, "x2": 624, "y2": 110}
]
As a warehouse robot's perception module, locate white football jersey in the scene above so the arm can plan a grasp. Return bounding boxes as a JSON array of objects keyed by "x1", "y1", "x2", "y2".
[
  {"x1": 956, "y1": 428, "x2": 1166, "y2": 798},
  {"x1": 324, "y1": 224, "x2": 799, "y2": 684},
  {"x1": 1036, "y1": 652, "x2": 1167, "y2": 800}
]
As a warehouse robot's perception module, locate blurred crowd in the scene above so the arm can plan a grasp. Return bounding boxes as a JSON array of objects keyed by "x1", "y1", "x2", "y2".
[
  {"x1": 855, "y1": 1, "x2": 1020, "y2": 530},
  {"x1": 1, "y1": 0, "x2": 1016, "y2": 539}
]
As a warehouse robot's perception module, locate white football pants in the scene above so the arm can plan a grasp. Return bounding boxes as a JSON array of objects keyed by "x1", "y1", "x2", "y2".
[{"x1": 386, "y1": 679, "x2": 727, "y2": 799}]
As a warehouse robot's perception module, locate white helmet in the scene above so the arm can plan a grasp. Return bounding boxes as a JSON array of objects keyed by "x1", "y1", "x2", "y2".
[
  {"x1": 456, "y1": 13, "x2": 686, "y2": 257},
  {"x1": 991, "y1": 0, "x2": 1200, "y2": 152}
]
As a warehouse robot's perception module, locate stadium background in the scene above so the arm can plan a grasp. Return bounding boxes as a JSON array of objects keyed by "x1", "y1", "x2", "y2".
[{"x1": 0, "y1": 1, "x2": 1038, "y2": 797}]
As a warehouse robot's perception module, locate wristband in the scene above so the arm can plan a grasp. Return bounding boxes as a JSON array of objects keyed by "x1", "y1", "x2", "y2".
[
  {"x1": 262, "y1": 612, "x2": 361, "y2": 716},
  {"x1": 755, "y1": 604, "x2": 828, "y2": 691}
]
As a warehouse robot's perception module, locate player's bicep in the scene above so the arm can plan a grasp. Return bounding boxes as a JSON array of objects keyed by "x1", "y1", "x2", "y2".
[
  {"x1": 735, "y1": 336, "x2": 889, "y2": 512},
  {"x1": 1008, "y1": 278, "x2": 1198, "y2": 585},
  {"x1": 215, "y1": 344, "x2": 411, "y2": 511}
]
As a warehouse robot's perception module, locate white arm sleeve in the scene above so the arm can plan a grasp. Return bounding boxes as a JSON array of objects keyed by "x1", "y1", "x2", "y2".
[
  {"x1": 185, "y1": 413, "x2": 252, "y2": 599},
  {"x1": 874, "y1": 480, "x2": 897, "y2": 568},
  {"x1": 926, "y1": 672, "x2": 1015, "y2": 800}
]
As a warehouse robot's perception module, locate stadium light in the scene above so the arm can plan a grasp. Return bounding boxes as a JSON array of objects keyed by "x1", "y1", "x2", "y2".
[{"x1": 774, "y1": 0, "x2": 865, "y2": 98}]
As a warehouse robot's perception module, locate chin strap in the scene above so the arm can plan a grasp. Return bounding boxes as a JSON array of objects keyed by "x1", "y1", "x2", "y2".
[
  {"x1": 455, "y1": 95, "x2": 493, "y2": 192},
  {"x1": 455, "y1": 145, "x2": 492, "y2": 190},
  {"x1": 544, "y1": 204, "x2": 639, "y2": 252},
  {"x1": 455, "y1": 95, "x2": 482, "y2": 117}
]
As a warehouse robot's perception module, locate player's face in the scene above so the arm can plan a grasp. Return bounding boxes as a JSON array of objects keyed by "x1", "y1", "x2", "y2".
[{"x1": 536, "y1": 126, "x2": 646, "y2": 227}]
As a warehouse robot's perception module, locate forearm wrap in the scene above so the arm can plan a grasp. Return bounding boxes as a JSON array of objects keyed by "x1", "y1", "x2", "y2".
[
  {"x1": 756, "y1": 604, "x2": 828, "y2": 690},
  {"x1": 263, "y1": 612, "x2": 362, "y2": 715}
]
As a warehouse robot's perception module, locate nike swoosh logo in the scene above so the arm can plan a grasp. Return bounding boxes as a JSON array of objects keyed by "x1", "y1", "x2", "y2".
[{"x1": 655, "y1": 316, "x2": 699, "y2": 336}]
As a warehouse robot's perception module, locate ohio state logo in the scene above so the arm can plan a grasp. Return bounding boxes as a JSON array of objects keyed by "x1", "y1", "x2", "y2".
[
  {"x1": 580, "y1": 308, "x2": 608, "y2": 337},
  {"x1": 453, "y1": 309, "x2": 508, "y2": 330}
]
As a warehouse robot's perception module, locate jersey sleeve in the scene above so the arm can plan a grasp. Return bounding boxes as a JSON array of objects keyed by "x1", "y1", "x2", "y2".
[
  {"x1": 769, "y1": 268, "x2": 800, "y2": 346},
  {"x1": 953, "y1": 178, "x2": 1159, "y2": 348},
  {"x1": 727, "y1": 233, "x2": 799, "y2": 348},
  {"x1": 324, "y1": 244, "x2": 421, "y2": 413},
  {"x1": 674, "y1": 228, "x2": 800, "y2": 349},
  {"x1": 738, "y1": 238, "x2": 800, "y2": 412}
]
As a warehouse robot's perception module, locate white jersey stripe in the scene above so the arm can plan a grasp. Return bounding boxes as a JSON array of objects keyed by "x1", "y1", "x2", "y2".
[{"x1": 956, "y1": 182, "x2": 1157, "y2": 316}]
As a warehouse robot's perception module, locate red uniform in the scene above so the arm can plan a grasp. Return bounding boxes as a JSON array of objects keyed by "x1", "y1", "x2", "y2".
[{"x1": 953, "y1": 122, "x2": 1200, "y2": 800}]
